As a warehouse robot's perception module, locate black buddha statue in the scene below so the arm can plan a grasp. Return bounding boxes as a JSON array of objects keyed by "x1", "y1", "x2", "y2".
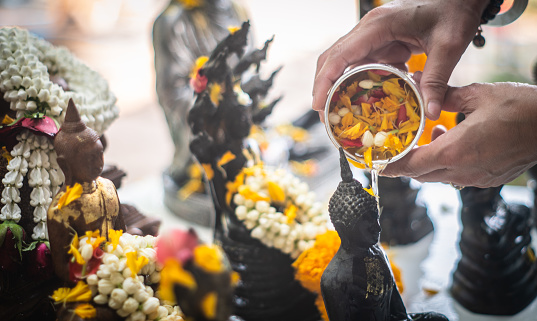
[
  {"x1": 321, "y1": 148, "x2": 448, "y2": 321},
  {"x1": 451, "y1": 186, "x2": 537, "y2": 315}
]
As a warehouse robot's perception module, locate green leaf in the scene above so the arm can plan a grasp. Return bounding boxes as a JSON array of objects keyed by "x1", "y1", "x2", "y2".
[{"x1": 0, "y1": 223, "x2": 8, "y2": 248}]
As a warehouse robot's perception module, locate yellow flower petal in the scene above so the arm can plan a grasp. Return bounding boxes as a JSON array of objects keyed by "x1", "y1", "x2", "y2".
[
  {"x1": 68, "y1": 244, "x2": 86, "y2": 265},
  {"x1": 201, "y1": 292, "x2": 218, "y2": 319},
  {"x1": 217, "y1": 151, "x2": 236, "y2": 168},
  {"x1": 231, "y1": 271, "x2": 241, "y2": 287},
  {"x1": 126, "y1": 251, "x2": 149, "y2": 278},
  {"x1": 361, "y1": 103, "x2": 371, "y2": 118},
  {"x1": 382, "y1": 78, "x2": 405, "y2": 100},
  {"x1": 340, "y1": 112, "x2": 354, "y2": 129},
  {"x1": 227, "y1": 25, "x2": 240, "y2": 34},
  {"x1": 268, "y1": 181, "x2": 285, "y2": 203},
  {"x1": 189, "y1": 55, "x2": 209, "y2": 78},
  {"x1": 159, "y1": 259, "x2": 197, "y2": 303},
  {"x1": 1, "y1": 146, "x2": 13, "y2": 162},
  {"x1": 363, "y1": 186, "x2": 376, "y2": 197},
  {"x1": 108, "y1": 229, "x2": 123, "y2": 251},
  {"x1": 406, "y1": 53, "x2": 427, "y2": 73},
  {"x1": 364, "y1": 147, "x2": 373, "y2": 168},
  {"x1": 179, "y1": 179, "x2": 204, "y2": 200},
  {"x1": 58, "y1": 183, "x2": 83, "y2": 210},
  {"x1": 348, "y1": 158, "x2": 366, "y2": 169},
  {"x1": 74, "y1": 303, "x2": 97, "y2": 319},
  {"x1": 284, "y1": 204, "x2": 298, "y2": 224},
  {"x1": 238, "y1": 185, "x2": 270, "y2": 202},
  {"x1": 52, "y1": 281, "x2": 92, "y2": 304},
  {"x1": 193, "y1": 244, "x2": 224, "y2": 273},
  {"x1": 339, "y1": 94, "x2": 351, "y2": 109},
  {"x1": 202, "y1": 163, "x2": 214, "y2": 180},
  {"x1": 1, "y1": 114, "x2": 14, "y2": 125},
  {"x1": 209, "y1": 83, "x2": 223, "y2": 106}
]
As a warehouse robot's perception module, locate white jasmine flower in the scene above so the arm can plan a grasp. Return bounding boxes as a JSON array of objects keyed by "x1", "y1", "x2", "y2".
[{"x1": 122, "y1": 297, "x2": 139, "y2": 314}]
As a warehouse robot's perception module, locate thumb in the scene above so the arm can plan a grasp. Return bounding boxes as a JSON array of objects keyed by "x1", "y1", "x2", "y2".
[{"x1": 420, "y1": 47, "x2": 459, "y2": 121}]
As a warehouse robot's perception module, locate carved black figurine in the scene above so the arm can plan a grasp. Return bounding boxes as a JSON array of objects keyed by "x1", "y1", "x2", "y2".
[
  {"x1": 321, "y1": 148, "x2": 448, "y2": 321},
  {"x1": 187, "y1": 24, "x2": 318, "y2": 321},
  {"x1": 451, "y1": 186, "x2": 537, "y2": 315}
]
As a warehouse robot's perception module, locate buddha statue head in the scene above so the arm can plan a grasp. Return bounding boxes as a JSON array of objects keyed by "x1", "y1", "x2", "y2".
[
  {"x1": 54, "y1": 99, "x2": 104, "y2": 187},
  {"x1": 329, "y1": 148, "x2": 381, "y2": 248}
]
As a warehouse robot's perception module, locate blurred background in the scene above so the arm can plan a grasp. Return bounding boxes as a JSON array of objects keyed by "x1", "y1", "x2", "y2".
[{"x1": 1, "y1": 0, "x2": 537, "y2": 217}]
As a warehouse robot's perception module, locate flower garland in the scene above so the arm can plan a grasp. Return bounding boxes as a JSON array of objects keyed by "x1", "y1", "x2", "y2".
[
  {"x1": 230, "y1": 164, "x2": 327, "y2": 258},
  {"x1": 0, "y1": 26, "x2": 119, "y2": 240},
  {"x1": 59, "y1": 230, "x2": 184, "y2": 321},
  {"x1": 0, "y1": 27, "x2": 118, "y2": 133},
  {"x1": 1, "y1": 130, "x2": 64, "y2": 240}
]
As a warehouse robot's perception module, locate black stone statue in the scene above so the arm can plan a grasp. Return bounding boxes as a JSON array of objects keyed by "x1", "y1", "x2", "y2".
[
  {"x1": 321, "y1": 148, "x2": 448, "y2": 321},
  {"x1": 187, "y1": 24, "x2": 318, "y2": 321},
  {"x1": 451, "y1": 186, "x2": 537, "y2": 315}
]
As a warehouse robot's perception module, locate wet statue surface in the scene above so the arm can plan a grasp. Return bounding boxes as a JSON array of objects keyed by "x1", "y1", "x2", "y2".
[
  {"x1": 451, "y1": 186, "x2": 537, "y2": 315},
  {"x1": 321, "y1": 148, "x2": 448, "y2": 321},
  {"x1": 47, "y1": 100, "x2": 125, "y2": 284}
]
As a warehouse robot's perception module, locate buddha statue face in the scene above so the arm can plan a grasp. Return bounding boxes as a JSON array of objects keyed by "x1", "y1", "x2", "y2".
[
  {"x1": 54, "y1": 99, "x2": 103, "y2": 187},
  {"x1": 330, "y1": 148, "x2": 381, "y2": 249},
  {"x1": 69, "y1": 139, "x2": 104, "y2": 184}
]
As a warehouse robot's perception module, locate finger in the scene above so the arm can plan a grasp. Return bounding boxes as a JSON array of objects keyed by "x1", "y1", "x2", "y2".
[
  {"x1": 312, "y1": 22, "x2": 394, "y2": 111},
  {"x1": 431, "y1": 124, "x2": 447, "y2": 141},
  {"x1": 382, "y1": 144, "x2": 443, "y2": 178},
  {"x1": 420, "y1": 44, "x2": 463, "y2": 120},
  {"x1": 441, "y1": 84, "x2": 479, "y2": 114}
]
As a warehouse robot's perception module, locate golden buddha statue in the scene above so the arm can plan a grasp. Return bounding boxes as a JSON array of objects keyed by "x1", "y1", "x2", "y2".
[{"x1": 47, "y1": 99, "x2": 125, "y2": 283}]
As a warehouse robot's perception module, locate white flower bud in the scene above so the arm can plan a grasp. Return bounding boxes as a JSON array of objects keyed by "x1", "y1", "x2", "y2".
[
  {"x1": 233, "y1": 193, "x2": 245, "y2": 205},
  {"x1": 244, "y1": 199, "x2": 254, "y2": 208},
  {"x1": 93, "y1": 294, "x2": 108, "y2": 305},
  {"x1": 128, "y1": 311, "x2": 146, "y2": 321},
  {"x1": 351, "y1": 104, "x2": 361, "y2": 115},
  {"x1": 337, "y1": 108, "x2": 350, "y2": 117},
  {"x1": 255, "y1": 200, "x2": 270, "y2": 213},
  {"x1": 235, "y1": 205, "x2": 247, "y2": 220},
  {"x1": 103, "y1": 253, "x2": 119, "y2": 265},
  {"x1": 149, "y1": 271, "x2": 161, "y2": 284},
  {"x1": 86, "y1": 274, "x2": 98, "y2": 285},
  {"x1": 147, "y1": 309, "x2": 159, "y2": 320},
  {"x1": 126, "y1": 277, "x2": 143, "y2": 295},
  {"x1": 157, "y1": 306, "x2": 168, "y2": 318},
  {"x1": 110, "y1": 288, "x2": 128, "y2": 304},
  {"x1": 328, "y1": 113, "x2": 341, "y2": 125},
  {"x1": 98, "y1": 279, "x2": 114, "y2": 295},
  {"x1": 134, "y1": 288, "x2": 150, "y2": 303},
  {"x1": 108, "y1": 298, "x2": 123, "y2": 310},
  {"x1": 246, "y1": 209, "x2": 260, "y2": 221},
  {"x1": 362, "y1": 130, "x2": 374, "y2": 147},
  {"x1": 251, "y1": 226, "x2": 265, "y2": 239},
  {"x1": 279, "y1": 224, "x2": 290, "y2": 236},
  {"x1": 117, "y1": 309, "x2": 131, "y2": 318},
  {"x1": 359, "y1": 79, "x2": 374, "y2": 89},
  {"x1": 123, "y1": 267, "x2": 133, "y2": 279},
  {"x1": 118, "y1": 257, "x2": 127, "y2": 271},
  {"x1": 273, "y1": 236, "x2": 285, "y2": 249},
  {"x1": 122, "y1": 297, "x2": 139, "y2": 314},
  {"x1": 374, "y1": 131, "x2": 389, "y2": 147},
  {"x1": 142, "y1": 297, "x2": 159, "y2": 314},
  {"x1": 143, "y1": 286, "x2": 154, "y2": 298},
  {"x1": 80, "y1": 244, "x2": 93, "y2": 262}
]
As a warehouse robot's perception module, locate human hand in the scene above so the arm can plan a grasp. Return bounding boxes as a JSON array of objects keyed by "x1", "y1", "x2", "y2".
[
  {"x1": 312, "y1": 0, "x2": 487, "y2": 121},
  {"x1": 382, "y1": 82, "x2": 537, "y2": 187}
]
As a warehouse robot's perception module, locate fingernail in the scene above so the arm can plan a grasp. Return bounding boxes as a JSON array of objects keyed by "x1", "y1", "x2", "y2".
[{"x1": 427, "y1": 100, "x2": 441, "y2": 119}]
